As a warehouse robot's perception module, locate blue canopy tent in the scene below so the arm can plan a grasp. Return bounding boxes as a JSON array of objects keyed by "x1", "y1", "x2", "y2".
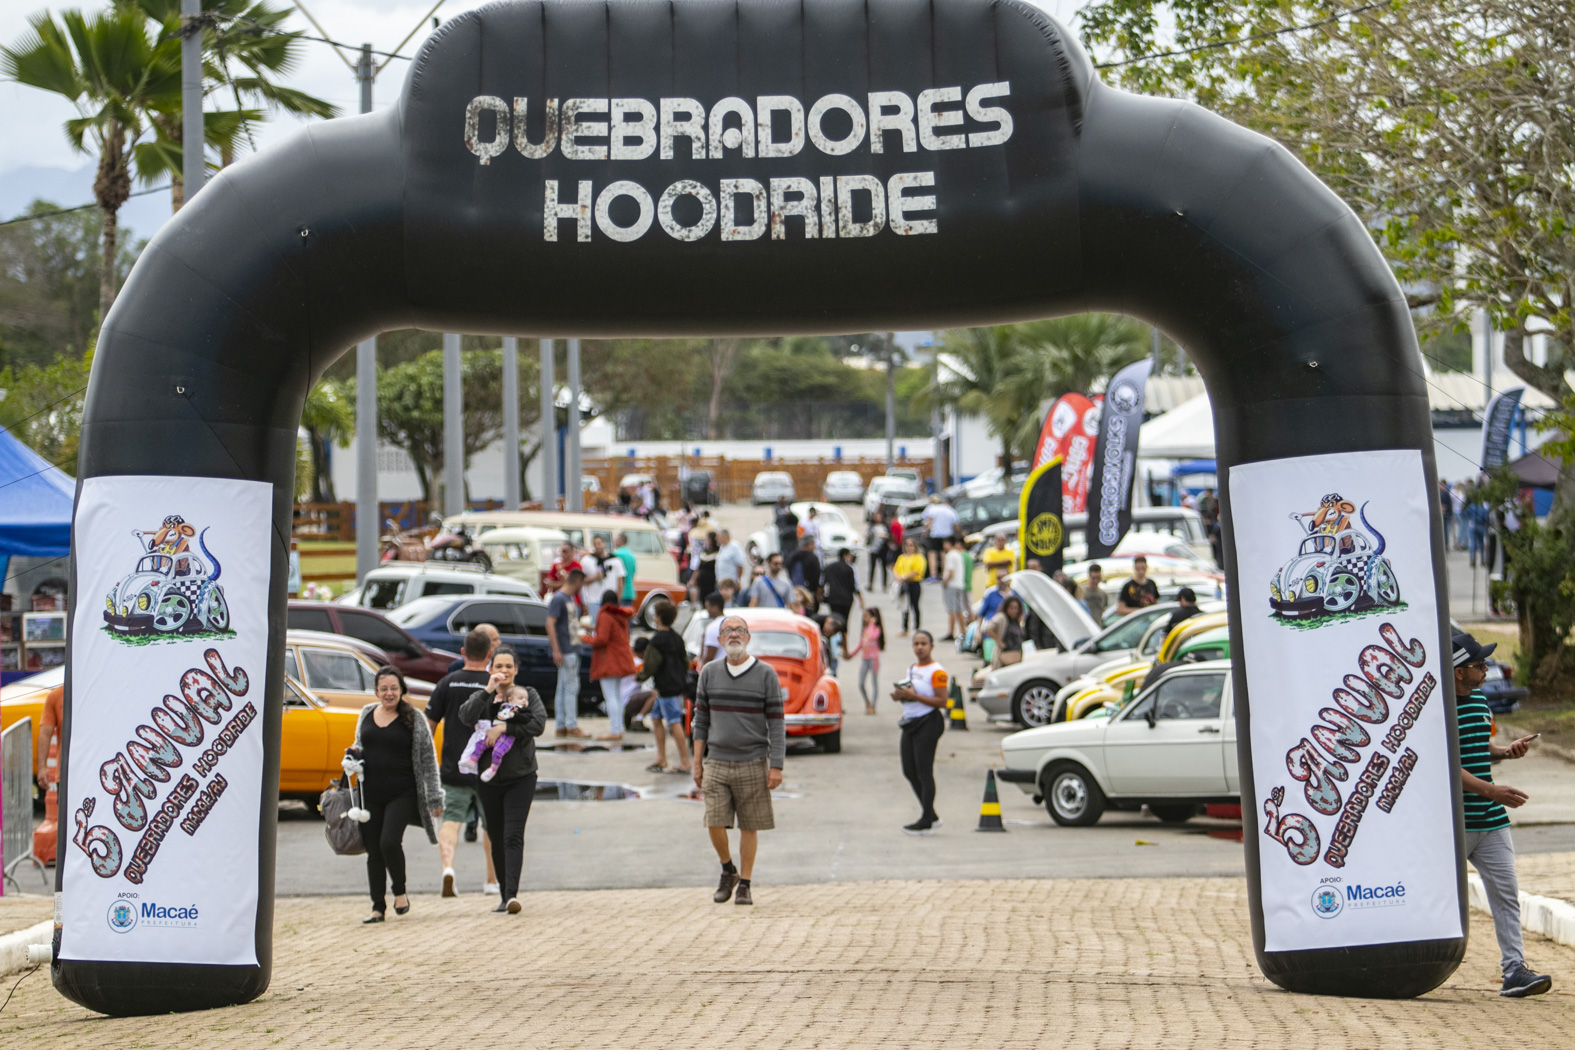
[{"x1": 0, "y1": 425, "x2": 74, "y2": 620}]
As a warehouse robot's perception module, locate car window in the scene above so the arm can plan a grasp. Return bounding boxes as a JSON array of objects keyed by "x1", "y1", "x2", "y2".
[
  {"x1": 748, "y1": 631, "x2": 811, "y2": 659},
  {"x1": 561, "y1": 528, "x2": 586, "y2": 546},
  {"x1": 518, "y1": 604, "x2": 549, "y2": 636},
  {"x1": 1140, "y1": 622, "x2": 1169, "y2": 656},
  {"x1": 1181, "y1": 645, "x2": 1228, "y2": 663},
  {"x1": 452, "y1": 601, "x2": 526, "y2": 637},
  {"x1": 283, "y1": 679, "x2": 313, "y2": 708},
  {"x1": 301, "y1": 648, "x2": 369, "y2": 692},
  {"x1": 421, "y1": 581, "x2": 476, "y2": 598},
  {"x1": 339, "y1": 611, "x2": 414, "y2": 655},
  {"x1": 287, "y1": 606, "x2": 335, "y2": 633},
  {"x1": 1092, "y1": 610, "x2": 1160, "y2": 652},
  {"x1": 363, "y1": 579, "x2": 405, "y2": 610},
  {"x1": 624, "y1": 530, "x2": 665, "y2": 554},
  {"x1": 1153, "y1": 674, "x2": 1225, "y2": 720}
]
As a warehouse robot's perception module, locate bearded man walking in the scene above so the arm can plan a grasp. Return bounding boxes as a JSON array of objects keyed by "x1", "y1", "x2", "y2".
[{"x1": 693, "y1": 615, "x2": 785, "y2": 906}]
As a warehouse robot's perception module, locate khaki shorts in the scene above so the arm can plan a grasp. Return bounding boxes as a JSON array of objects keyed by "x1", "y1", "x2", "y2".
[{"x1": 701, "y1": 757, "x2": 775, "y2": 831}]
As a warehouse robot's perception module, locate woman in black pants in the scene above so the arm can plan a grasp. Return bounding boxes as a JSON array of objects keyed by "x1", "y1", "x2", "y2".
[
  {"x1": 354, "y1": 667, "x2": 443, "y2": 923},
  {"x1": 459, "y1": 646, "x2": 547, "y2": 914},
  {"x1": 865, "y1": 511, "x2": 890, "y2": 591},
  {"x1": 891, "y1": 630, "x2": 949, "y2": 836}
]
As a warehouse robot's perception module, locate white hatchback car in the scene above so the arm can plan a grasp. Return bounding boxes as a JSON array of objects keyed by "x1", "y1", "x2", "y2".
[
  {"x1": 821, "y1": 470, "x2": 866, "y2": 503},
  {"x1": 998, "y1": 660, "x2": 1238, "y2": 826},
  {"x1": 751, "y1": 471, "x2": 797, "y2": 504},
  {"x1": 747, "y1": 502, "x2": 863, "y2": 560}
]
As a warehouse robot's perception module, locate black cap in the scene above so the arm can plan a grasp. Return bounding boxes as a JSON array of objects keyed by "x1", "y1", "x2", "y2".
[{"x1": 1451, "y1": 632, "x2": 1497, "y2": 667}]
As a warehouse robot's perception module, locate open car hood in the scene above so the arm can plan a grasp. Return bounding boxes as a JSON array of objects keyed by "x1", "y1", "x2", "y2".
[{"x1": 1007, "y1": 570, "x2": 1100, "y2": 651}]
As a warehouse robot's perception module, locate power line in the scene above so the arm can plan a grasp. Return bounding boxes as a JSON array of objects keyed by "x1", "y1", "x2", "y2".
[
  {"x1": 0, "y1": 185, "x2": 171, "y2": 228},
  {"x1": 0, "y1": 388, "x2": 90, "y2": 435},
  {"x1": 1094, "y1": 0, "x2": 1396, "y2": 69}
]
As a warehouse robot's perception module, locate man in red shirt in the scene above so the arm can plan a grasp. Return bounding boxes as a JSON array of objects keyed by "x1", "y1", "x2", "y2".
[{"x1": 542, "y1": 541, "x2": 585, "y2": 607}]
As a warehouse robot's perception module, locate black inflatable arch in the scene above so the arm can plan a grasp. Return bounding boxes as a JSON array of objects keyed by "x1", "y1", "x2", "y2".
[{"x1": 61, "y1": 0, "x2": 1463, "y2": 1015}]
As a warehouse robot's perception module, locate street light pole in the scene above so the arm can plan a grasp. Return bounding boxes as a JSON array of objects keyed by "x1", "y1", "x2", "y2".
[
  {"x1": 353, "y1": 43, "x2": 379, "y2": 576},
  {"x1": 180, "y1": 1, "x2": 204, "y2": 205},
  {"x1": 566, "y1": 338, "x2": 583, "y2": 512},
  {"x1": 539, "y1": 339, "x2": 556, "y2": 509},
  {"x1": 443, "y1": 333, "x2": 463, "y2": 516},
  {"x1": 502, "y1": 337, "x2": 521, "y2": 508},
  {"x1": 885, "y1": 334, "x2": 897, "y2": 473}
]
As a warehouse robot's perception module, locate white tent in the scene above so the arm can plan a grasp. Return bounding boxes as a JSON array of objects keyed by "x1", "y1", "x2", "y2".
[{"x1": 1139, "y1": 392, "x2": 1215, "y2": 460}]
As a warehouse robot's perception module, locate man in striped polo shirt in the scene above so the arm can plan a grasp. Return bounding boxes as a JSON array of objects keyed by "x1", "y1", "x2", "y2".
[
  {"x1": 693, "y1": 615, "x2": 786, "y2": 907},
  {"x1": 1453, "y1": 632, "x2": 1551, "y2": 998}
]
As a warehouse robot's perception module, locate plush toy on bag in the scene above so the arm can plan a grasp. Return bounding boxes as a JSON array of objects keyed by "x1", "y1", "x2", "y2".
[{"x1": 320, "y1": 748, "x2": 370, "y2": 855}]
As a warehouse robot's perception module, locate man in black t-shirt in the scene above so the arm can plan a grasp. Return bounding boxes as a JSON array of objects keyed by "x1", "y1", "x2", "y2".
[
  {"x1": 774, "y1": 497, "x2": 800, "y2": 559},
  {"x1": 1162, "y1": 587, "x2": 1201, "y2": 636},
  {"x1": 1116, "y1": 555, "x2": 1161, "y2": 615},
  {"x1": 786, "y1": 536, "x2": 823, "y2": 611},
  {"x1": 425, "y1": 627, "x2": 496, "y2": 897},
  {"x1": 822, "y1": 547, "x2": 861, "y2": 627}
]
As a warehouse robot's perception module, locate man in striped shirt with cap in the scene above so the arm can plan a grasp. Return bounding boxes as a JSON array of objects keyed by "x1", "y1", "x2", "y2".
[{"x1": 1452, "y1": 631, "x2": 1551, "y2": 998}]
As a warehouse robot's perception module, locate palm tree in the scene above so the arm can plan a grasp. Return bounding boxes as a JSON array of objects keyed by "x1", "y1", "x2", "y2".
[
  {"x1": 133, "y1": 1, "x2": 338, "y2": 209},
  {"x1": 933, "y1": 326, "x2": 1037, "y2": 475},
  {"x1": 3, "y1": 7, "x2": 181, "y2": 324},
  {"x1": 300, "y1": 379, "x2": 354, "y2": 503},
  {"x1": 997, "y1": 314, "x2": 1150, "y2": 455}
]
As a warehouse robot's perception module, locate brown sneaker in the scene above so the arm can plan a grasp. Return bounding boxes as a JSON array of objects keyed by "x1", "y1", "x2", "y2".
[
  {"x1": 734, "y1": 881, "x2": 753, "y2": 906},
  {"x1": 713, "y1": 871, "x2": 738, "y2": 903},
  {"x1": 564, "y1": 727, "x2": 590, "y2": 738}
]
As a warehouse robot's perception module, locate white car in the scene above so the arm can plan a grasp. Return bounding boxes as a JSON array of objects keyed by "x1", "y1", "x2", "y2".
[
  {"x1": 863, "y1": 475, "x2": 919, "y2": 518},
  {"x1": 747, "y1": 502, "x2": 863, "y2": 560},
  {"x1": 821, "y1": 470, "x2": 866, "y2": 503},
  {"x1": 998, "y1": 660, "x2": 1239, "y2": 826},
  {"x1": 751, "y1": 471, "x2": 797, "y2": 505},
  {"x1": 338, "y1": 562, "x2": 540, "y2": 610},
  {"x1": 974, "y1": 602, "x2": 1212, "y2": 726}
]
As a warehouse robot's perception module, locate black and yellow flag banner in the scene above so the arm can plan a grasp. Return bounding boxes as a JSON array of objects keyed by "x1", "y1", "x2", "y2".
[{"x1": 1017, "y1": 456, "x2": 1064, "y2": 574}]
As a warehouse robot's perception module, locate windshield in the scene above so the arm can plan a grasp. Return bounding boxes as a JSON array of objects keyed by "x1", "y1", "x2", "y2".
[
  {"x1": 747, "y1": 631, "x2": 812, "y2": 659},
  {"x1": 135, "y1": 554, "x2": 173, "y2": 574},
  {"x1": 363, "y1": 578, "x2": 406, "y2": 610},
  {"x1": 1092, "y1": 609, "x2": 1163, "y2": 652}
]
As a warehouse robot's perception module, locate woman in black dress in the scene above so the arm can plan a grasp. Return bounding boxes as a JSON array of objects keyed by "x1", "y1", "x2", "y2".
[
  {"x1": 459, "y1": 647, "x2": 547, "y2": 914},
  {"x1": 691, "y1": 531, "x2": 720, "y2": 603},
  {"x1": 354, "y1": 666, "x2": 443, "y2": 923}
]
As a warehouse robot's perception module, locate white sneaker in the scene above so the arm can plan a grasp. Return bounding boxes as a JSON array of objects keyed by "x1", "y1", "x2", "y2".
[{"x1": 483, "y1": 881, "x2": 499, "y2": 896}]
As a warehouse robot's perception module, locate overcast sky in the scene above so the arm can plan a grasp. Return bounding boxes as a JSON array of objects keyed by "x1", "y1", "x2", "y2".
[{"x1": 0, "y1": 0, "x2": 1085, "y2": 240}]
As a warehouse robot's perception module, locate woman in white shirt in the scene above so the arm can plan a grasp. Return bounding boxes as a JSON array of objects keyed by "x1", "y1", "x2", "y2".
[{"x1": 890, "y1": 630, "x2": 949, "y2": 836}]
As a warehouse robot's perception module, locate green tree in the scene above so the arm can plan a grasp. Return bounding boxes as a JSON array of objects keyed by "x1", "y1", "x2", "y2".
[
  {"x1": 0, "y1": 201, "x2": 140, "y2": 369},
  {"x1": 997, "y1": 315, "x2": 1150, "y2": 454},
  {"x1": 3, "y1": 7, "x2": 181, "y2": 325},
  {"x1": 1080, "y1": 0, "x2": 1575, "y2": 509},
  {"x1": 933, "y1": 326, "x2": 1035, "y2": 475},
  {"x1": 299, "y1": 378, "x2": 352, "y2": 503},
  {"x1": 0, "y1": 346, "x2": 95, "y2": 468}
]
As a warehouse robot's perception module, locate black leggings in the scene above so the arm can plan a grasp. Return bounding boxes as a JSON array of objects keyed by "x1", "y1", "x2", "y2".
[
  {"x1": 899, "y1": 710, "x2": 945, "y2": 823},
  {"x1": 901, "y1": 580, "x2": 923, "y2": 631},
  {"x1": 479, "y1": 774, "x2": 538, "y2": 902},
  {"x1": 867, "y1": 549, "x2": 889, "y2": 589},
  {"x1": 363, "y1": 789, "x2": 419, "y2": 912}
]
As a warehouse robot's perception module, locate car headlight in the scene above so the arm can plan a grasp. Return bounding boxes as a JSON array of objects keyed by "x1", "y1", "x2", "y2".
[
  {"x1": 106, "y1": 595, "x2": 115, "y2": 612},
  {"x1": 137, "y1": 592, "x2": 151, "y2": 611},
  {"x1": 1270, "y1": 580, "x2": 1281, "y2": 600},
  {"x1": 1304, "y1": 576, "x2": 1318, "y2": 595}
]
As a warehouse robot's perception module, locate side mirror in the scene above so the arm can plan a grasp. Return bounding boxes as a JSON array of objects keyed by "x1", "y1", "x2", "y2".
[{"x1": 1144, "y1": 707, "x2": 1157, "y2": 729}]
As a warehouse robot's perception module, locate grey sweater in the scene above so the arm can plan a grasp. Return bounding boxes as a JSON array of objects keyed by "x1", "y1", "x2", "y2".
[{"x1": 693, "y1": 659, "x2": 786, "y2": 769}]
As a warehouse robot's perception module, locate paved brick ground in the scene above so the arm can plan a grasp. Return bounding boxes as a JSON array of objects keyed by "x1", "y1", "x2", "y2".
[{"x1": 3, "y1": 875, "x2": 1571, "y2": 1049}]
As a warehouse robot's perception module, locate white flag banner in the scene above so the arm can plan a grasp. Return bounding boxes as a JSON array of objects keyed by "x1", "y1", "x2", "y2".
[
  {"x1": 62, "y1": 476, "x2": 273, "y2": 965},
  {"x1": 1231, "y1": 450, "x2": 1460, "y2": 952}
]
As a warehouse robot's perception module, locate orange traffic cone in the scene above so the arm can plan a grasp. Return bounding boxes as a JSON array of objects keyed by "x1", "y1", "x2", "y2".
[{"x1": 975, "y1": 769, "x2": 1006, "y2": 832}]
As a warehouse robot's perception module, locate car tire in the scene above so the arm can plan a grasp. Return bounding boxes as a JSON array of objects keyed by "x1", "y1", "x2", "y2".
[
  {"x1": 1149, "y1": 803, "x2": 1200, "y2": 824},
  {"x1": 1043, "y1": 762, "x2": 1105, "y2": 827},
  {"x1": 818, "y1": 730, "x2": 841, "y2": 753},
  {"x1": 1011, "y1": 680, "x2": 1060, "y2": 727}
]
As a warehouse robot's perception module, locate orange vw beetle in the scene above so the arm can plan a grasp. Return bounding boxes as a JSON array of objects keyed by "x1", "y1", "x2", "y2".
[{"x1": 686, "y1": 607, "x2": 844, "y2": 753}]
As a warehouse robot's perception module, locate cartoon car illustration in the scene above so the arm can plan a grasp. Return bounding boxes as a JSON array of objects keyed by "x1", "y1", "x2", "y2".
[
  {"x1": 104, "y1": 525, "x2": 229, "y2": 635},
  {"x1": 1270, "y1": 496, "x2": 1400, "y2": 619}
]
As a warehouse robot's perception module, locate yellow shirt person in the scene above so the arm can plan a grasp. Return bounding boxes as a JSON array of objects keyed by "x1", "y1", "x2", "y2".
[
  {"x1": 981, "y1": 542, "x2": 1015, "y2": 587},
  {"x1": 894, "y1": 551, "x2": 927, "y2": 582}
]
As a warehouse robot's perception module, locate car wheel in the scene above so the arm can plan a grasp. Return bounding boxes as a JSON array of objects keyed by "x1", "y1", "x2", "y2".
[
  {"x1": 1149, "y1": 803, "x2": 1199, "y2": 824},
  {"x1": 818, "y1": 730, "x2": 841, "y2": 754},
  {"x1": 1323, "y1": 572, "x2": 1360, "y2": 612},
  {"x1": 203, "y1": 587, "x2": 230, "y2": 632},
  {"x1": 1372, "y1": 560, "x2": 1401, "y2": 604},
  {"x1": 153, "y1": 592, "x2": 192, "y2": 633},
  {"x1": 1011, "y1": 680, "x2": 1059, "y2": 727},
  {"x1": 1043, "y1": 762, "x2": 1105, "y2": 827}
]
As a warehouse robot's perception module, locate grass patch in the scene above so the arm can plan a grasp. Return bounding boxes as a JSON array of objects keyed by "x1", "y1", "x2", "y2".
[
  {"x1": 1500, "y1": 702, "x2": 1575, "y2": 751},
  {"x1": 103, "y1": 626, "x2": 238, "y2": 647},
  {"x1": 1270, "y1": 601, "x2": 1409, "y2": 631}
]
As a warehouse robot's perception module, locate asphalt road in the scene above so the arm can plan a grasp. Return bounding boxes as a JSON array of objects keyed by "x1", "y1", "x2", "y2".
[{"x1": 273, "y1": 500, "x2": 1575, "y2": 899}]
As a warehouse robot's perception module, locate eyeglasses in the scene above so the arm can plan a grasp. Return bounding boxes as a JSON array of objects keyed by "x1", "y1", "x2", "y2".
[
  {"x1": 1462, "y1": 661, "x2": 1488, "y2": 671},
  {"x1": 718, "y1": 627, "x2": 748, "y2": 637}
]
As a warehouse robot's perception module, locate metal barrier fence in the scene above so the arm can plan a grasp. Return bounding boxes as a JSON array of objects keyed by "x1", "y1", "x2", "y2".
[{"x1": 3, "y1": 716, "x2": 46, "y2": 891}]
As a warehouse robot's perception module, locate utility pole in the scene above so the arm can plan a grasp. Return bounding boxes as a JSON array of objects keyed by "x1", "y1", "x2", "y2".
[
  {"x1": 502, "y1": 337, "x2": 521, "y2": 508},
  {"x1": 353, "y1": 43, "x2": 379, "y2": 576},
  {"x1": 885, "y1": 334, "x2": 897, "y2": 473},
  {"x1": 566, "y1": 338, "x2": 583, "y2": 512},
  {"x1": 1151, "y1": 326, "x2": 1162, "y2": 371},
  {"x1": 539, "y1": 339, "x2": 556, "y2": 509},
  {"x1": 180, "y1": 1, "x2": 204, "y2": 204},
  {"x1": 443, "y1": 333, "x2": 463, "y2": 516}
]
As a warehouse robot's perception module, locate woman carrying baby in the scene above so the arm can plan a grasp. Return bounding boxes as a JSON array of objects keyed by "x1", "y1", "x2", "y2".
[{"x1": 459, "y1": 646, "x2": 547, "y2": 914}]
